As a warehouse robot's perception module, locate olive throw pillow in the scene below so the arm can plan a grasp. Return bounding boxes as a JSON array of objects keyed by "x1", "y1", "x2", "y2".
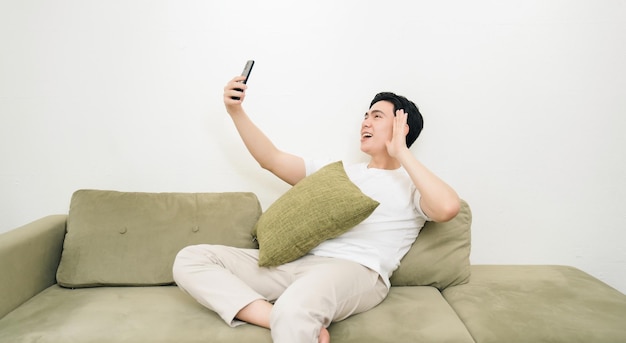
[{"x1": 254, "y1": 161, "x2": 379, "y2": 267}]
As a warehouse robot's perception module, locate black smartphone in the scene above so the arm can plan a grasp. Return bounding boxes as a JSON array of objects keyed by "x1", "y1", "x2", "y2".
[{"x1": 231, "y1": 60, "x2": 255, "y2": 100}]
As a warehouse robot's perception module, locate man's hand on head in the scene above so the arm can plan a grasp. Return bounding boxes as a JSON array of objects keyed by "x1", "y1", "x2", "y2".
[{"x1": 385, "y1": 109, "x2": 411, "y2": 159}]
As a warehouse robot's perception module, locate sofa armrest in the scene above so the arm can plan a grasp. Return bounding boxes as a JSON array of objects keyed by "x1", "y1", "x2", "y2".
[{"x1": 0, "y1": 215, "x2": 67, "y2": 319}]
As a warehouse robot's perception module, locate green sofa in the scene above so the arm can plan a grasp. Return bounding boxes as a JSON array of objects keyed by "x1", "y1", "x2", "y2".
[{"x1": 1, "y1": 190, "x2": 625, "y2": 342}]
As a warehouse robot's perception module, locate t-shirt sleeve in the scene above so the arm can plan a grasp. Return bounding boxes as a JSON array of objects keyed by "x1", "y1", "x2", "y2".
[
  {"x1": 304, "y1": 158, "x2": 335, "y2": 176},
  {"x1": 412, "y1": 187, "x2": 432, "y2": 222}
]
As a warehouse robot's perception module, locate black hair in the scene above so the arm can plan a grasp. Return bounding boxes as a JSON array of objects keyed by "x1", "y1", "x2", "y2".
[{"x1": 369, "y1": 92, "x2": 424, "y2": 147}]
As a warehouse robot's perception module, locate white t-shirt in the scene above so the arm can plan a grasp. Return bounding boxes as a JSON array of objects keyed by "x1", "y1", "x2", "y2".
[{"x1": 305, "y1": 159, "x2": 430, "y2": 288}]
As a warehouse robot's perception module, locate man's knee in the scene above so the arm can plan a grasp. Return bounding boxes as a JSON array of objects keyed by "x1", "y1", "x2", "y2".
[{"x1": 172, "y1": 245, "x2": 223, "y2": 283}]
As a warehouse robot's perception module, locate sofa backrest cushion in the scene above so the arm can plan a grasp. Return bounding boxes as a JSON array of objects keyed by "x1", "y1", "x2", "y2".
[
  {"x1": 390, "y1": 199, "x2": 472, "y2": 290},
  {"x1": 56, "y1": 190, "x2": 261, "y2": 288}
]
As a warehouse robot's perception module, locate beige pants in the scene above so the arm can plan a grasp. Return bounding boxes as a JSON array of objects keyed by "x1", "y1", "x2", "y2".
[{"x1": 172, "y1": 244, "x2": 388, "y2": 343}]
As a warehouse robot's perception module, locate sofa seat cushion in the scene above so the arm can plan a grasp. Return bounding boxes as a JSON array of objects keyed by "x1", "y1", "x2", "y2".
[
  {"x1": 330, "y1": 286, "x2": 475, "y2": 343},
  {"x1": 0, "y1": 285, "x2": 272, "y2": 343},
  {"x1": 0, "y1": 285, "x2": 473, "y2": 343},
  {"x1": 442, "y1": 265, "x2": 626, "y2": 343}
]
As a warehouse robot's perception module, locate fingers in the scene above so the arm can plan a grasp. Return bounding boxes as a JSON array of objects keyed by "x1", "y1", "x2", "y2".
[
  {"x1": 224, "y1": 76, "x2": 248, "y2": 103},
  {"x1": 395, "y1": 109, "x2": 408, "y2": 122},
  {"x1": 394, "y1": 109, "x2": 408, "y2": 134}
]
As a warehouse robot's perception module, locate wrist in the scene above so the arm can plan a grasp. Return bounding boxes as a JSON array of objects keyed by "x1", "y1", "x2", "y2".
[
  {"x1": 395, "y1": 148, "x2": 417, "y2": 166},
  {"x1": 395, "y1": 147, "x2": 412, "y2": 160},
  {"x1": 226, "y1": 105, "x2": 245, "y2": 117}
]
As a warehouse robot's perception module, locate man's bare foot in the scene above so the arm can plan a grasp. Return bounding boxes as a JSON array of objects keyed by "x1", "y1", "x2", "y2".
[{"x1": 319, "y1": 326, "x2": 330, "y2": 343}]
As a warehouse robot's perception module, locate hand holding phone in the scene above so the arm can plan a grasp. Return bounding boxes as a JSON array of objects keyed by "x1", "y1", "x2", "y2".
[{"x1": 231, "y1": 60, "x2": 255, "y2": 100}]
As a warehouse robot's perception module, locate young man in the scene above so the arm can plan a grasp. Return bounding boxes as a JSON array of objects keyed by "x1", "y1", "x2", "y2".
[{"x1": 172, "y1": 76, "x2": 460, "y2": 343}]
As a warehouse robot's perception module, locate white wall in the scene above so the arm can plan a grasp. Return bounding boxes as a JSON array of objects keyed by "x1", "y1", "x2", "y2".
[{"x1": 1, "y1": 1, "x2": 625, "y2": 293}]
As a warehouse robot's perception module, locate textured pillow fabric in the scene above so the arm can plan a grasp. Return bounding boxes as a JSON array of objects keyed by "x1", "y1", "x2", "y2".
[
  {"x1": 390, "y1": 199, "x2": 472, "y2": 290},
  {"x1": 56, "y1": 190, "x2": 261, "y2": 288},
  {"x1": 254, "y1": 161, "x2": 380, "y2": 267}
]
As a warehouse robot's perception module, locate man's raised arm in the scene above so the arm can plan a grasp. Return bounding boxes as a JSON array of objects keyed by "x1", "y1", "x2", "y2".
[{"x1": 223, "y1": 76, "x2": 306, "y2": 186}]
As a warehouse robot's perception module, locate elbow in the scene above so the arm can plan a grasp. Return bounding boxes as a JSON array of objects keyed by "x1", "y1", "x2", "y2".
[
  {"x1": 258, "y1": 160, "x2": 273, "y2": 172},
  {"x1": 431, "y1": 198, "x2": 461, "y2": 223},
  {"x1": 255, "y1": 151, "x2": 282, "y2": 175},
  {"x1": 257, "y1": 154, "x2": 280, "y2": 174}
]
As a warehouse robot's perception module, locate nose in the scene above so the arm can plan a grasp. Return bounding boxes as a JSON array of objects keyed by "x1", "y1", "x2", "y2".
[{"x1": 362, "y1": 118, "x2": 371, "y2": 128}]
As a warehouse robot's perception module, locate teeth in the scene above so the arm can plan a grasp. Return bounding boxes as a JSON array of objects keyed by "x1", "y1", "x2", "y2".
[{"x1": 362, "y1": 133, "x2": 372, "y2": 138}]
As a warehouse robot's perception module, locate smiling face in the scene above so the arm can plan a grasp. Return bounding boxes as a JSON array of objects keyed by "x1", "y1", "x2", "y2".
[{"x1": 360, "y1": 100, "x2": 395, "y2": 156}]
